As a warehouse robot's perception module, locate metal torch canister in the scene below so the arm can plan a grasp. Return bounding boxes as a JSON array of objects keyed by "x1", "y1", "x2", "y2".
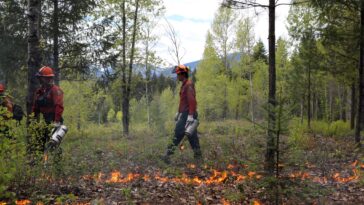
[
  {"x1": 50, "y1": 125, "x2": 68, "y2": 145},
  {"x1": 185, "y1": 119, "x2": 199, "y2": 136}
]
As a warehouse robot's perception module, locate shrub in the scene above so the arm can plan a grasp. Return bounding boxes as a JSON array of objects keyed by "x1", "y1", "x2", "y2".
[{"x1": 0, "y1": 108, "x2": 27, "y2": 199}]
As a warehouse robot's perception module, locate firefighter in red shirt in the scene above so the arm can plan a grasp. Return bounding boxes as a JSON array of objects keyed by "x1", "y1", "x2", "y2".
[
  {"x1": 0, "y1": 83, "x2": 14, "y2": 138},
  {"x1": 162, "y1": 65, "x2": 202, "y2": 164},
  {"x1": 32, "y1": 66, "x2": 64, "y2": 151},
  {"x1": 0, "y1": 83, "x2": 14, "y2": 114}
]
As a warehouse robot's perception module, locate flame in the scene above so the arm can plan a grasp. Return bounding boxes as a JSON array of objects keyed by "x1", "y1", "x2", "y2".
[
  {"x1": 143, "y1": 175, "x2": 150, "y2": 181},
  {"x1": 43, "y1": 154, "x2": 48, "y2": 162},
  {"x1": 193, "y1": 176, "x2": 202, "y2": 184},
  {"x1": 332, "y1": 169, "x2": 359, "y2": 183},
  {"x1": 187, "y1": 164, "x2": 196, "y2": 169},
  {"x1": 0, "y1": 202, "x2": 6, "y2": 205},
  {"x1": 97, "y1": 172, "x2": 104, "y2": 182},
  {"x1": 227, "y1": 164, "x2": 235, "y2": 169},
  {"x1": 248, "y1": 171, "x2": 255, "y2": 177},
  {"x1": 312, "y1": 176, "x2": 327, "y2": 184},
  {"x1": 289, "y1": 171, "x2": 310, "y2": 180},
  {"x1": 179, "y1": 144, "x2": 185, "y2": 150},
  {"x1": 197, "y1": 202, "x2": 202, "y2": 205},
  {"x1": 221, "y1": 198, "x2": 231, "y2": 205},
  {"x1": 86, "y1": 161, "x2": 363, "y2": 189},
  {"x1": 253, "y1": 199, "x2": 262, "y2": 205},
  {"x1": 16, "y1": 200, "x2": 31, "y2": 205},
  {"x1": 105, "y1": 171, "x2": 141, "y2": 183}
]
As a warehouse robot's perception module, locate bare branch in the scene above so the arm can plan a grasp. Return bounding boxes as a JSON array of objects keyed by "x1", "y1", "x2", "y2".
[
  {"x1": 276, "y1": 0, "x2": 310, "y2": 7},
  {"x1": 164, "y1": 18, "x2": 184, "y2": 65},
  {"x1": 222, "y1": 0, "x2": 269, "y2": 9}
]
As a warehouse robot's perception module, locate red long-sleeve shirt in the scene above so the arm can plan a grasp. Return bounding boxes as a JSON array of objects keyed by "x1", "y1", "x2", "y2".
[
  {"x1": 32, "y1": 84, "x2": 64, "y2": 122},
  {"x1": 1, "y1": 95, "x2": 13, "y2": 113},
  {"x1": 178, "y1": 79, "x2": 197, "y2": 115}
]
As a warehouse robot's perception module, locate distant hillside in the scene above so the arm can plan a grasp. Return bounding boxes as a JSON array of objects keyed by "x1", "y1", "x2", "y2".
[
  {"x1": 156, "y1": 53, "x2": 241, "y2": 78},
  {"x1": 157, "y1": 60, "x2": 201, "y2": 78},
  {"x1": 96, "y1": 53, "x2": 241, "y2": 79}
]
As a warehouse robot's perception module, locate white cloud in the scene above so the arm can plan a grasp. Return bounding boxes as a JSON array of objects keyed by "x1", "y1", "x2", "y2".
[{"x1": 156, "y1": 0, "x2": 291, "y2": 66}]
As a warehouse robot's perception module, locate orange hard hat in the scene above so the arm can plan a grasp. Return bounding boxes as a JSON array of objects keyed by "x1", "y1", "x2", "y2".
[
  {"x1": 36, "y1": 66, "x2": 55, "y2": 77},
  {"x1": 0, "y1": 83, "x2": 5, "y2": 93},
  {"x1": 174, "y1": 64, "x2": 189, "y2": 74}
]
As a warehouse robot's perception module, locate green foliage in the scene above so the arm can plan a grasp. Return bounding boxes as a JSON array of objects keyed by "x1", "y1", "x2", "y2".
[
  {"x1": 0, "y1": 108, "x2": 26, "y2": 199},
  {"x1": 310, "y1": 120, "x2": 351, "y2": 138},
  {"x1": 288, "y1": 118, "x2": 312, "y2": 151},
  {"x1": 55, "y1": 193, "x2": 77, "y2": 204},
  {"x1": 107, "y1": 108, "x2": 116, "y2": 122},
  {"x1": 195, "y1": 33, "x2": 226, "y2": 120},
  {"x1": 252, "y1": 40, "x2": 268, "y2": 63},
  {"x1": 116, "y1": 111, "x2": 123, "y2": 122}
]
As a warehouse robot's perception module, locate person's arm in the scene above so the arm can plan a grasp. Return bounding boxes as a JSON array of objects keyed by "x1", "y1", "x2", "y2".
[
  {"x1": 31, "y1": 91, "x2": 40, "y2": 117},
  {"x1": 4, "y1": 96, "x2": 13, "y2": 113},
  {"x1": 52, "y1": 87, "x2": 64, "y2": 123},
  {"x1": 186, "y1": 84, "x2": 197, "y2": 116}
]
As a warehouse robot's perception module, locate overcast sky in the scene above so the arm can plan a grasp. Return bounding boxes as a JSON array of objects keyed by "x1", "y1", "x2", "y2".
[{"x1": 156, "y1": 0, "x2": 292, "y2": 66}]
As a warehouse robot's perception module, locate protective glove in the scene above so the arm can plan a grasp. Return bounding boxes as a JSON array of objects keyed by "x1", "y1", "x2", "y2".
[
  {"x1": 53, "y1": 121, "x2": 61, "y2": 128},
  {"x1": 186, "y1": 115, "x2": 194, "y2": 124},
  {"x1": 174, "y1": 112, "x2": 181, "y2": 122}
]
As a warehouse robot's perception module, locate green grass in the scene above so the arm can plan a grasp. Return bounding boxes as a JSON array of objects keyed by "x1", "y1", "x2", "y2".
[{"x1": 1, "y1": 117, "x2": 361, "y2": 203}]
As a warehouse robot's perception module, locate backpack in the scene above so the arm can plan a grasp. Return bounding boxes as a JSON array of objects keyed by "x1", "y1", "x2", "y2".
[{"x1": 12, "y1": 104, "x2": 24, "y2": 122}]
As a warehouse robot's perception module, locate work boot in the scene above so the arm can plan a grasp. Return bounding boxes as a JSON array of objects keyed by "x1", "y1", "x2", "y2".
[{"x1": 193, "y1": 150, "x2": 203, "y2": 164}]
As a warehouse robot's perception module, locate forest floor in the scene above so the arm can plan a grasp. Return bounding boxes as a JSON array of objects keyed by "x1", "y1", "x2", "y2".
[{"x1": 2, "y1": 120, "x2": 364, "y2": 205}]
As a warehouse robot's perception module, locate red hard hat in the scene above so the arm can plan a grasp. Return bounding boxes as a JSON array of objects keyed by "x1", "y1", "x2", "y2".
[
  {"x1": 36, "y1": 66, "x2": 55, "y2": 77},
  {"x1": 0, "y1": 83, "x2": 5, "y2": 93},
  {"x1": 174, "y1": 64, "x2": 189, "y2": 74}
]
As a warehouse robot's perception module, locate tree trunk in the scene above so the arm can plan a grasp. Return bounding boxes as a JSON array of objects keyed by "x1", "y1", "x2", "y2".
[
  {"x1": 122, "y1": 0, "x2": 139, "y2": 136},
  {"x1": 329, "y1": 85, "x2": 333, "y2": 122},
  {"x1": 53, "y1": 0, "x2": 59, "y2": 85},
  {"x1": 312, "y1": 90, "x2": 316, "y2": 120},
  {"x1": 355, "y1": 1, "x2": 364, "y2": 145},
  {"x1": 121, "y1": 0, "x2": 127, "y2": 135},
  {"x1": 300, "y1": 99, "x2": 304, "y2": 124},
  {"x1": 144, "y1": 29, "x2": 151, "y2": 128},
  {"x1": 307, "y1": 65, "x2": 311, "y2": 129},
  {"x1": 26, "y1": 0, "x2": 42, "y2": 119},
  {"x1": 351, "y1": 83, "x2": 356, "y2": 130},
  {"x1": 265, "y1": 0, "x2": 276, "y2": 175},
  {"x1": 249, "y1": 71, "x2": 255, "y2": 123},
  {"x1": 341, "y1": 86, "x2": 347, "y2": 122}
]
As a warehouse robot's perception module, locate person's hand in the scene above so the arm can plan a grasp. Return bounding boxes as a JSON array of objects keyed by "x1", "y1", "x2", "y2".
[
  {"x1": 186, "y1": 115, "x2": 194, "y2": 124},
  {"x1": 174, "y1": 112, "x2": 180, "y2": 121},
  {"x1": 53, "y1": 121, "x2": 61, "y2": 128}
]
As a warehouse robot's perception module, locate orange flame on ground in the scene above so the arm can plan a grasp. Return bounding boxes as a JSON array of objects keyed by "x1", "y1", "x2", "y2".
[
  {"x1": 16, "y1": 200, "x2": 31, "y2": 205},
  {"x1": 227, "y1": 164, "x2": 235, "y2": 169},
  {"x1": 253, "y1": 199, "x2": 262, "y2": 205},
  {"x1": 89, "y1": 161, "x2": 363, "y2": 187},
  {"x1": 187, "y1": 164, "x2": 196, "y2": 169},
  {"x1": 332, "y1": 170, "x2": 359, "y2": 183},
  {"x1": 106, "y1": 171, "x2": 140, "y2": 183},
  {"x1": 221, "y1": 198, "x2": 231, "y2": 205},
  {"x1": 179, "y1": 145, "x2": 185, "y2": 150},
  {"x1": 43, "y1": 154, "x2": 48, "y2": 162}
]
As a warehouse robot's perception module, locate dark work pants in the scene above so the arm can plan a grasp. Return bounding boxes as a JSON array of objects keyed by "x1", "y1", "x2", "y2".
[{"x1": 166, "y1": 112, "x2": 202, "y2": 159}]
